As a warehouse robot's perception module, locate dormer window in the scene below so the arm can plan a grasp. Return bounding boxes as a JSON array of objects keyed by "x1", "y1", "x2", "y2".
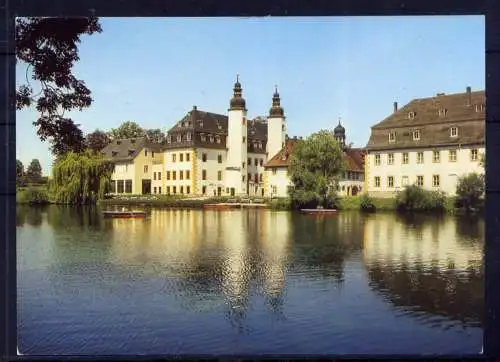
[
  {"x1": 438, "y1": 108, "x2": 447, "y2": 117},
  {"x1": 259, "y1": 143, "x2": 262, "y2": 149},
  {"x1": 187, "y1": 121, "x2": 192, "y2": 127},
  {"x1": 201, "y1": 134, "x2": 206, "y2": 142},
  {"x1": 388, "y1": 131, "x2": 396, "y2": 143},
  {"x1": 128, "y1": 150, "x2": 134, "y2": 156},
  {"x1": 450, "y1": 127, "x2": 458, "y2": 137},
  {"x1": 186, "y1": 132, "x2": 192, "y2": 141},
  {"x1": 216, "y1": 121, "x2": 222, "y2": 130},
  {"x1": 112, "y1": 151, "x2": 118, "y2": 157},
  {"x1": 176, "y1": 135, "x2": 181, "y2": 142},
  {"x1": 167, "y1": 135, "x2": 172, "y2": 143},
  {"x1": 408, "y1": 111, "x2": 416, "y2": 120},
  {"x1": 281, "y1": 152, "x2": 287, "y2": 161},
  {"x1": 116, "y1": 140, "x2": 121, "y2": 145},
  {"x1": 475, "y1": 104, "x2": 485, "y2": 112},
  {"x1": 413, "y1": 129, "x2": 421, "y2": 141},
  {"x1": 209, "y1": 136, "x2": 214, "y2": 143},
  {"x1": 198, "y1": 120, "x2": 204, "y2": 128},
  {"x1": 183, "y1": 121, "x2": 188, "y2": 127},
  {"x1": 216, "y1": 136, "x2": 221, "y2": 144}
]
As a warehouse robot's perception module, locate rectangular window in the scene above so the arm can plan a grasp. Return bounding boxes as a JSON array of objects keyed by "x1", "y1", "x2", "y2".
[
  {"x1": 180, "y1": 186, "x2": 184, "y2": 194},
  {"x1": 416, "y1": 175, "x2": 424, "y2": 187},
  {"x1": 413, "y1": 129, "x2": 420, "y2": 141},
  {"x1": 144, "y1": 165, "x2": 148, "y2": 173},
  {"x1": 186, "y1": 153, "x2": 190, "y2": 162},
  {"x1": 272, "y1": 168, "x2": 277, "y2": 175},
  {"x1": 242, "y1": 162, "x2": 245, "y2": 169},
  {"x1": 152, "y1": 152, "x2": 155, "y2": 158},
  {"x1": 172, "y1": 154, "x2": 176, "y2": 162},
  {"x1": 260, "y1": 159, "x2": 263, "y2": 167},
  {"x1": 433, "y1": 150, "x2": 440, "y2": 163},
  {"x1": 167, "y1": 186, "x2": 170, "y2": 195},
  {"x1": 388, "y1": 176, "x2": 394, "y2": 188},
  {"x1": 254, "y1": 158, "x2": 258, "y2": 166},
  {"x1": 186, "y1": 170, "x2": 190, "y2": 180},
  {"x1": 186, "y1": 186, "x2": 190, "y2": 194},
  {"x1": 153, "y1": 187, "x2": 157, "y2": 194},
  {"x1": 145, "y1": 150, "x2": 148, "y2": 157},
  {"x1": 242, "y1": 175, "x2": 245, "y2": 182},
  {"x1": 272, "y1": 185, "x2": 277, "y2": 194},
  {"x1": 388, "y1": 131, "x2": 396, "y2": 143},
  {"x1": 202, "y1": 153, "x2": 207, "y2": 162},
  {"x1": 166, "y1": 171, "x2": 170, "y2": 180},
  {"x1": 202, "y1": 170, "x2": 207, "y2": 180},
  {"x1": 158, "y1": 187, "x2": 162, "y2": 194},
  {"x1": 387, "y1": 153, "x2": 394, "y2": 165},
  {"x1": 173, "y1": 186, "x2": 176, "y2": 194},
  {"x1": 402, "y1": 176, "x2": 409, "y2": 186},
  {"x1": 202, "y1": 186, "x2": 206, "y2": 194},
  {"x1": 242, "y1": 136, "x2": 246, "y2": 143},
  {"x1": 449, "y1": 150, "x2": 457, "y2": 162},
  {"x1": 110, "y1": 180, "x2": 116, "y2": 193},
  {"x1": 117, "y1": 180, "x2": 124, "y2": 194},
  {"x1": 180, "y1": 153, "x2": 184, "y2": 162},
  {"x1": 158, "y1": 172, "x2": 162, "y2": 180},
  {"x1": 432, "y1": 175, "x2": 440, "y2": 187},
  {"x1": 471, "y1": 149, "x2": 478, "y2": 161},
  {"x1": 218, "y1": 154, "x2": 222, "y2": 163},
  {"x1": 248, "y1": 158, "x2": 251, "y2": 166},
  {"x1": 180, "y1": 171, "x2": 184, "y2": 180},
  {"x1": 153, "y1": 172, "x2": 157, "y2": 180},
  {"x1": 374, "y1": 176, "x2": 380, "y2": 188},
  {"x1": 172, "y1": 171, "x2": 177, "y2": 180},
  {"x1": 450, "y1": 127, "x2": 458, "y2": 137},
  {"x1": 402, "y1": 153, "x2": 409, "y2": 164},
  {"x1": 125, "y1": 180, "x2": 132, "y2": 193},
  {"x1": 260, "y1": 174, "x2": 263, "y2": 182},
  {"x1": 417, "y1": 152, "x2": 424, "y2": 164},
  {"x1": 218, "y1": 171, "x2": 222, "y2": 181},
  {"x1": 254, "y1": 174, "x2": 259, "y2": 183},
  {"x1": 375, "y1": 154, "x2": 381, "y2": 166}
]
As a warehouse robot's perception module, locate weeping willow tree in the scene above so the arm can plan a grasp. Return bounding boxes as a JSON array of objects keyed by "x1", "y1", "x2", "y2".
[{"x1": 51, "y1": 151, "x2": 114, "y2": 204}]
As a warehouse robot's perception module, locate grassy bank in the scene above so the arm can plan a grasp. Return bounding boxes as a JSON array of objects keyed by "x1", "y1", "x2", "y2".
[{"x1": 338, "y1": 196, "x2": 396, "y2": 212}]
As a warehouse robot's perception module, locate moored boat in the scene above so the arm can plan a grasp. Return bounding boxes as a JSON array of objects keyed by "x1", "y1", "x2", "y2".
[
  {"x1": 300, "y1": 208, "x2": 338, "y2": 215},
  {"x1": 102, "y1": 210, "x2": 147, "y2": 218}
]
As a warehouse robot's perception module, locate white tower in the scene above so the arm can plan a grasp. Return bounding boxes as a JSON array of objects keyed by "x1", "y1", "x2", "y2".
[
  {"x1": 267, "y1": 86, "x2": 286, "y2": 159},
  {"x1": 225, "y1": 75, "x2": 248, "y2": 196}
]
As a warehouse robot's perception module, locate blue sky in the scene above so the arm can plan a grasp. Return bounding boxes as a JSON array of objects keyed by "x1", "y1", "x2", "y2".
[{"x1": 16, "y1": 16, "x2": 485, "y2": 175}]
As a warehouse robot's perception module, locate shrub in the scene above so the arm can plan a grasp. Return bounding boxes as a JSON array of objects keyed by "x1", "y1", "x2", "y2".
[
  {"x1": 359, "y1": 193, "x2": 376, "y2": 212},
  {"x1": 269, "y1": 197, "x2": 292, "y2": 210},
  {"x1": 24, "y1": 187, "x2": 49, "y2": 205},
  {"x1": 290, "y1": 189, "x2": 319, "y2": 209},
  {"x1": 455, "y1": 173, "x2": 485, "y2": 212},
  {"x1": 395, "y1": 185, "x2": 446, "y2": 213}
]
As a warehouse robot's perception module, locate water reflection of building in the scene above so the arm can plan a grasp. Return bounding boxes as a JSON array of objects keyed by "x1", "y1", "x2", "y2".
[{"x1": 363, "y1": 214, "x2": 483, "y2": 327}]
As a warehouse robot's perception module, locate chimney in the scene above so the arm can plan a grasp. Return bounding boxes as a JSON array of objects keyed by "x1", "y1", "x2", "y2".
[
  {"x1": 193, "y1": 105, "x2": 197, "y2": 110},
  {"x1": 436, "y1": 92, "x2": 445, "y2": 96},
  {"x1": 393, "y1": 102, "x2": 398, "y2": 113},
  {"x1": 466, "y1": 86, "x2": 472, "y2": 106}
]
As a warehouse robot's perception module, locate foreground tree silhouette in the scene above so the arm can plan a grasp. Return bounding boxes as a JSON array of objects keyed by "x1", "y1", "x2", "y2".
[
  {"x1": 288, "y1": 130, "x2": 345, "y2": 209},
  {"x1": 16, "y1": 17, "x2": 102, "y2": 156}
]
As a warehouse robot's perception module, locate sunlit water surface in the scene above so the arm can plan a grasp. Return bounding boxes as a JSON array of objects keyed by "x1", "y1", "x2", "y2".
[{"x1": 17, "y1": 206, "x2": 483, "y2": 355}]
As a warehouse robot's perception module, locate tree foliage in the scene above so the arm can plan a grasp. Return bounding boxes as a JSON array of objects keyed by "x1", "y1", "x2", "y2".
[
  {"x1": 455, "y1": 173, "x2": 485, "y2": 212},
  {"x1": 108, "y1": 121, "x2": 145, "y2": 140},
  {"x1": 145, "y1": 128, "x2": 166, "y2": 144},
  {"x1": 288, "y1": 130, "x2": 345, "y2": 208},
  {"x1": 16, "y1": 17, "x2": 102, "y2": 156},
  {"x1": 50, "y1": 151, "x2": 114, "y2": 204},
  {"x1": 395, "y1": 185, "x2": 446, "y2": 213},
  {"x1": 16, "y1": 159, "x2": 24, "y2": 178},
  {"x1": 85, "y1": 129, "x2": 111, "y2": 153},
  {"x1": 26, "y1": 159, "x2": 42, "y2": 179}
]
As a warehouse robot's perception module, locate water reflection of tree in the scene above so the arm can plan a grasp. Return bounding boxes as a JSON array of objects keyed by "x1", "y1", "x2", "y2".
[
  {"x1": 45, "y1": 205, "x2": 112, "y2": 233},
  {"x1": 17, "y1": 205, "x2": 46, "y2": 227},
  {"x1": 288, "y1": 211, "x2": 364, "y2": 285}
]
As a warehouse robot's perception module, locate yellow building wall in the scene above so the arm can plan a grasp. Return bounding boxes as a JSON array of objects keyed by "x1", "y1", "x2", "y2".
[{"x1": 132, "y1": 147, "x2": 160, "y2": 194}]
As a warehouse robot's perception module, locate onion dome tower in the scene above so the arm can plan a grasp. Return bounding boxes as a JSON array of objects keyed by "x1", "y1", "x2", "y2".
[
  {"x1": 269, "y1": 85, "x2": 285, "y2": 117},
  {"x1": 334, "y1": 118, "x2": 346, "y2": 147},
  {"x1": 229, "y1": 74, "x2": 246, "y2": 111}
]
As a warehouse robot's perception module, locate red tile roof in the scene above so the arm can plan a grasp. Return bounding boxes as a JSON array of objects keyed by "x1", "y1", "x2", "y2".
[{"x1": 265, "y1": 139, "x2": 298, "y2": 168}]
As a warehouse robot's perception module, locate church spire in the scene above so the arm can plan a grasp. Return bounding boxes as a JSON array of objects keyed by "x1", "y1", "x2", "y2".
[
  {"x1": 269, "y1": 85, "x2": 285, "y2": 117},
  {"x1": 229, "y1": 74, "x2": 246, "y2": 110}
]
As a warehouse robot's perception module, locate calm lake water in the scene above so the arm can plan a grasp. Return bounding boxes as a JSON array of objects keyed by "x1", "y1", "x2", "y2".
[{"x1": 17, "y1": 206, "x2": 484, "y2": 355}]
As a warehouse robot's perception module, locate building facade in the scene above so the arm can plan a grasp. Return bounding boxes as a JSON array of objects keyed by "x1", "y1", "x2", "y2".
[
  {"x1": 264, "y1": 123, "x2": 366, "y2": 198},
  {"x1": 365, "y1": 87, "x2": 485, "y2": 197}
]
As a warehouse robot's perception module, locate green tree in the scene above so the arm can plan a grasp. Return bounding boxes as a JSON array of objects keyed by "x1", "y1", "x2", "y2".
[
  {"x1": 85, "y1": 129, "x2": 111, "y2": 153},
  {"x1": 50, "y1": 151, "x2": 114, "y2": 205},
  {"x1": 26, "y1": 159, "x2": 42, "y2": 179},
  {"x1": 145, "y1": 128, "x2": 166, "y2": 144},
  {"x1": 16, "y1": 17, "x2": 102, "y2": 156},
  {"x1": 456, "y1": 172, "x2": 485, "y2": 212},
  {"x1": 108, "y1": 121, "x2": 145, "y2": 139},
  {"x1": 16, "y1": 159, "x2": 24, "y2": 179},
  {"x1": 288, "y1": 130, "x2": 345, "y2": 208}
]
